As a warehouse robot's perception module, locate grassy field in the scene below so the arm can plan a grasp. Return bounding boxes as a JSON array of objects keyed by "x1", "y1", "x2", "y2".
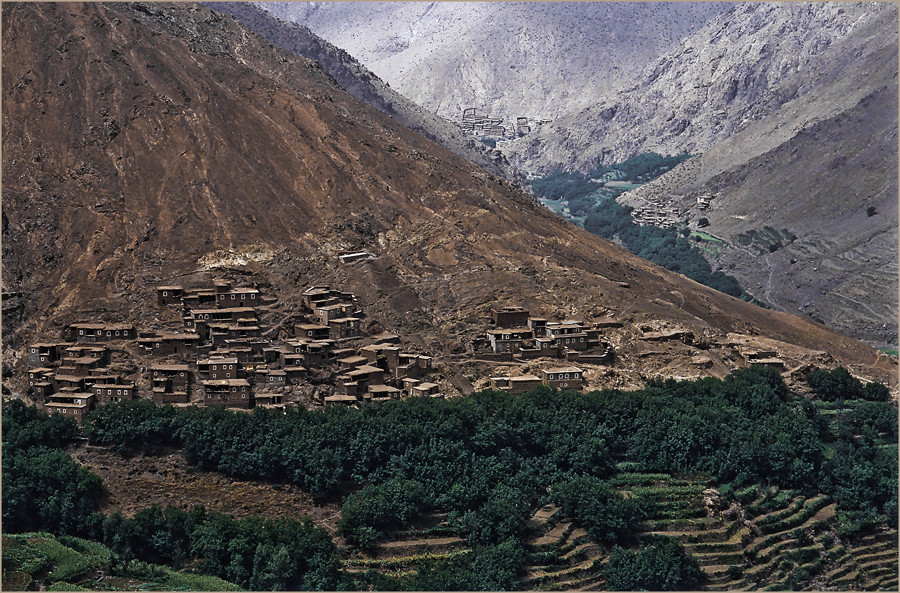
[{"x1": 2, "y1": 533, "x2": 240, "y2": 591}]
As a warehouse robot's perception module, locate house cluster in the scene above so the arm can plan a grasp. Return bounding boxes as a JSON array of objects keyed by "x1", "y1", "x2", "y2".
[
  {"x1": 474, "y1": 306, "x2": 616, "y2": 365},
  {"x1": 27, "y1": 328, "x2": 137, "y2": 424},
  {"x1": 630, "y1": 191, "x2": 683, "y2": 228},
  {"x1": 459, "y1": 107, "x2": 507, "y2": 136},
  {"x1": 26, "y1": 280, "x2": 442, "y2": 422},
  {"x1": 489, "y1": 366, "x2": 587, "y2": 393}
]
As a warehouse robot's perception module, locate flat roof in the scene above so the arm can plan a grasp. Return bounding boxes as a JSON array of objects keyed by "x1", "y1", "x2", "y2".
[
  {"x1": 191, "y1": 307, "x2": 256, "y2": 314},
  {"x1": 543, "y1": 367, "x2": 584, "y2": 374},
  {"x1": 198, "y1": 357, "x2": 239, "y2": 364},
  {"x1": 202, "y1": 379, "x2": 251, "y2": 386},
  {"x1": 157, "y1": 285, "x2": 183, "y2": 290},
  {"x1": 151, "y1": 364, "x2": 190, "y2": 371},
  {"x1": 414, "y1": 382, "x2": 439, "y2": 390},
  {"x1": 92, "y1": 384, "x2": 133, "y2": 389},
  {"x1": 368, "y1": 385, "x2": 401, "y2": 393}
]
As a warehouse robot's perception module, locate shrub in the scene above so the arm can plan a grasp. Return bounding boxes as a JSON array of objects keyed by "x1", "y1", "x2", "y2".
[{"x1": 605, "y1": 536, "x2": 702, "y2": 591}]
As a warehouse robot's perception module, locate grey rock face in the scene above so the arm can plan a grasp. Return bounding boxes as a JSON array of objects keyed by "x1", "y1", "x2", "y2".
[
  {"x1": 256, "y1": 1, "x2": 730, "y2": 123},
  {"x1": 502, "y1": 2, "x2": 897, "y2": 174}
]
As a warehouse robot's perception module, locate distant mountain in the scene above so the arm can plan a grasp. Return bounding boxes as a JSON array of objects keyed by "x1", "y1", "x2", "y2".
[
  {"x1": 257, "y1": 1, "x2": 731, "y2": 123},
  {"x1": 3, "y1": 1, "x2": 895, "y2": 393},
  {"x1": 503, "y1": 2, "x2": 897, "y2": 174},
  {"x1": 207, "y1": 2, "x2": 521, "y2": 182},
  {"x1": 614, "y1": 41, "x2": 898, "y2": 347}
]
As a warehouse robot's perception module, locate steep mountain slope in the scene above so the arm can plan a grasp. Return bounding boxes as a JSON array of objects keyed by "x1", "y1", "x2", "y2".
[
  {"x1": 258, "y1": 1, "x2": 730, "y2": 123},
  {"x1": 613, "y1": 22, "x2": 898, "y2": 348},
  {"x1": 2, "y1": 2, "x2": 895, "y2": 390},
  {"x1": 205, "y1": 2, "x2": 520, "y2": 183},
  {"x1": 503, "y1": 2, "x2": 897, "y2": 174}
]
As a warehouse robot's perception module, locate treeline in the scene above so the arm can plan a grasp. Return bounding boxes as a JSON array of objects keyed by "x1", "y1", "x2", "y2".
[
  {"x1": 583, "y1": 200, "x2": 746, "y2": 297},
  {"x1": 530, "y1": 153, "x2": 747, "y2": 298},
  {"x1": 82, "y1": 366, "x2": 896, "y2": 528},
  {"x1": 530, "y1": 152, "x2": 692, "y2": 203},
  {"x1": 4, "y1": 365, "x2": 895, "y2": 590},
  {"x1": 1, "y1": 399, "x2": 340, "y2": 591}
]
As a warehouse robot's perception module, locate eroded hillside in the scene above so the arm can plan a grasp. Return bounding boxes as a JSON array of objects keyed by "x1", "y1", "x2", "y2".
[{"x1": 2, "y1": 2, "x2": 895, "y2": 395}]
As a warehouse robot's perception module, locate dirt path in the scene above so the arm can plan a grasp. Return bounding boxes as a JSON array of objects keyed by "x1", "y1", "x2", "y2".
[{"x1": 70, "y1": 444, "x2": 342, "y2": 533}]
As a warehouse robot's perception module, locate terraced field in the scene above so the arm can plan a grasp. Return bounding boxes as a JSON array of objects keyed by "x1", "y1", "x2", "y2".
[
  {"x1": 340, "y1": 513, "x2": 471, "y2": 581},
  {"x1": 515, "y1": 473, "x2": 897, "y2": 591},
  {"x1": 519, "y1": 504, "x2": 606, "y2": 591}
]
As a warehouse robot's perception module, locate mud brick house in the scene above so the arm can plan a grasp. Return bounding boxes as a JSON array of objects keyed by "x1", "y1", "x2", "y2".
[
  {"x1": 492, "y1": 306, "x2": 530, "y2": 328},
  {"x1": 314, "y1": 303, "x2": 357, "y2": 324},
  {"x1": 181, "y1": 288, "x2": 217, "y2": 309},
  {"x1": 156, "y1": 285, "x2": 184, "y2": 306},
  {"x1": 343, "y1": 364, "x2": 385, "y2": 388},
  {"x1": 254, "y1": 392, "x2": 284, "y2": 406},
  {"x1": 395, "y1": 353, "x2": 432, "y2": 380},
  {"x1": 52, "y1": 374, "x2": 86, "y2": 392},
  {"x1": 329, "y1": 317, "x2": 363, "y2": 339},
  {"x1": 337, "y1": 354, "x2": 368, "y2": 371},
  {"x1": 325, "y1": 394, "x2": 359, "y2": 407},
  {"x1": 215, "y1": 287, "x2": 260, "y2": 308},
  {"x1": 65, "y1": 323, "x2": 136, "y2": 342},
  {"x1": 209, "y1": 323, "x2": 261, "y2": 347},
  {"x1": 60, "y1": 356, "x2": 105, "y2": 377},
  {"x1": 198, "y1": 357, "x2": 239, "y2": 380},
  {"x1": 402, "y1": 377, "x2": 421, "y2": 395},
  {"x1": 490, "y1": 375, "x2": 542, "y2": 395},
  {"x1": 546, "y1": 321, "x2": 589, "y2": 351},
  {"x1": 283, "y1": 366, "x2": 306, "y2": 384},
  {"x1": 44, "y1": 392, "x2": 95, "y2": 424},
  {"x1": 541, "y1": 367, "x2": 584, "y2": 390},
  {"x1": 280, "y1": 352, "x2": 305, "y2": 369},
  {"x1": 218, "y1": 345, "x2": 254, "y2": 363},
  {"x1": 138, "y1": 333, "x2": 201, "y2": 357},
  {"x1": 64, "y1": 345, "x2": 110, "y2": 366},
  {"x1": 28, "y1": 367, "x2": 54, "y2": 388},
  {"x1": 202, "y1": 378, "x2": 252, "y2": 408},
  {"x1": 300, "y1": 340, "x2": 336, "y2": 367},
  {"x1": 302, "y1": 286, "x2": 357, "y2": 310},
  {"x1": 528, "y1": 318, "x2": 548, "y2": 337},
  {"x1": 263, "y1": 370, "x2": 286, "y2": 386},
  {"x1": 366, "y1": 384, "x2": 401, "y2": 401},
  {"x1": 151, "y1": 364, "x2": 191, "y2": 391},
  {"x1": 187, "y1": 307, "x2": 257, "y2": 330},
  {"x1": 82, "y1": 374, "x2": 120, "y2": 391},
  {"x1": 66, "y1": 323, "x2": 106, "y2": 342},
  {"x1": 360, "y1": 343, "x2": 400, "y2": 371},
  {"x1": 295, "y1": 323, "x2": 331, "y2": 340},
  {"x1": 487, "y1": 327, "x2": 534, "y2": 353},
  {"x1": 411, "y1": 382, "x2": 440, "y2": 397},
  {"x1": 520, "y1": 337, "x2": 560, "y2": 358},
  {"x1": 93, "y1": 382, "x2": 135, "y2": 404},
  {"x1": 27, "y1": 342, "x2": 68, "y2": 367}
]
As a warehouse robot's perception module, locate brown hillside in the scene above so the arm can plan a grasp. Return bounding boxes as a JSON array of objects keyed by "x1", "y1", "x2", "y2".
[{"x1": 2, "y1": 2, "x2": 895, "y2": 390}]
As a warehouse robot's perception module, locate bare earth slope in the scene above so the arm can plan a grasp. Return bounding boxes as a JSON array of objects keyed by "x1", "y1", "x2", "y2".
[
  {"x1": 258, "y1": 1, "x2": 730, "y2": 123},
  {"x1": 205, "y1": 2, "x2": 520, "y2": 183},
  {"x1": 503, "y1": 2, "x2": 898, "y2": 174},
  {"x1": 2, "y1": 2, "x2": 895, "y2": 389}
]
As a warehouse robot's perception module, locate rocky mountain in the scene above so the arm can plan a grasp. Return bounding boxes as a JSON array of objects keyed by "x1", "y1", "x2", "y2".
[
  {"x1": 258, "y1": 1, "x2": 731, "y2": 123},
  {"x1": 502, "y1": 2, "x2": 897, "y2": 174},
  {"x1": 2, "y1": 2, "x2": 895, "y2": 393},
  {"x1": 205, "y1": 2, "x2": 520, "y2": 183},
  {"x1": 614, "y1": 52, "x2": 898, "y2": 348}
]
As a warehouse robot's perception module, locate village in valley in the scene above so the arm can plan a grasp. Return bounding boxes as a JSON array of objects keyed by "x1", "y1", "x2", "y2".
[{"x1": 23, "y1": 270, "x2": 640, "y2": 422}]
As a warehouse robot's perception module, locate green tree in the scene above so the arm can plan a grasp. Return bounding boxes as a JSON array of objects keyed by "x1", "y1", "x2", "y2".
[{"x1": 605, "y1": 536, "x2": 702, "y2": 591}]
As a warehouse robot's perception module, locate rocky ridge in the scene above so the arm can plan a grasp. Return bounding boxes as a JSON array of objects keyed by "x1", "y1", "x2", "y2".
[
  {"x1": 258, "y1": 1, "x2": 731, "y2": 123},
  {"x1": 502, "y1": 2, "x2": 897, "y2": 174}
]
